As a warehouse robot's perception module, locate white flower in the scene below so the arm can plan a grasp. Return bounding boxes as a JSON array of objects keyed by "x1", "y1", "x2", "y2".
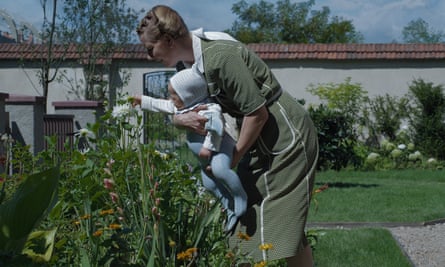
[
  {"x1": 398, "y1": 144, "x2": 406, "y2": 150},
  {"x1": 381, "y1": 140, "x2": 395, "y2": 152},
  {"x1": 78, "y1": 128, "x2": 94, "y2": 138},
  {"x1": 408, "y1": 151, "x2": 422, "y2": 161},
  {"x1": 427, "y1": 158, "x2": 437, "y2": 165},
  {"x1": 390, "y1": 149, "x2": 402, "y2": 158},
  {"x1": 112, "y1": 103, "x2": 133, "y2": 119},
  {"x1": 1, "y1": 133, "x2": 12, "y2": 143},
  {"x1": 366, "y1": 152, "x2": 380, "y2": 164},
  {"x1": 79, "y1": 147, "x2": 90, "y2": 155},
  {"x1": 407, "y1": 143, "x2": 415, "y2": 151}
]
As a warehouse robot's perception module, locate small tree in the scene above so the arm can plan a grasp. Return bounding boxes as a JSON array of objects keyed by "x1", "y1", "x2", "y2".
[
  {"x1": 407, "y1": 79, "x2": 445, "y2": 160},
  {"x1": 57, "y1": 0, "x2": 142, "y2": 102}
]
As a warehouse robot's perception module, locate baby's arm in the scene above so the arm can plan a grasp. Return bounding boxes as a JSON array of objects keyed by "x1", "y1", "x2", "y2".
[{"x1": 132, "y1": 95, "x2": 176, "y2": 114}]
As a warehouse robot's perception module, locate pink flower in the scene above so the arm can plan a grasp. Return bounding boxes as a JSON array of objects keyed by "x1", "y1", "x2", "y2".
[
  {"x1": 110, "y1": 192, "x2": 119, "y2": 203},
  {"x1": 103, "y1": 178, "x2": 114, "y2": 190}
]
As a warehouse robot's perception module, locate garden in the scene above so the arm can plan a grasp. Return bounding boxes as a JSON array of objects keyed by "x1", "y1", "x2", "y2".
[{"x1": 0, "y1": 77, "x2": 444, "y2": 266}]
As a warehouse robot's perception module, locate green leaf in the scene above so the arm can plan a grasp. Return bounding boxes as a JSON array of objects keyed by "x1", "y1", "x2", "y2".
[
  {"x1": 0, "y1": 167, "x2": 60, "y2": 253},
  {"x1": 22, "y1": 228, "x2": 57, "y2": 263}
]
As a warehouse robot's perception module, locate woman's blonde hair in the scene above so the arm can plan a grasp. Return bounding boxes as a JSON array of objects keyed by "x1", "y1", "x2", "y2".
[{"x1": 136, "y1": 5, "x2": 188, "y2": 41}]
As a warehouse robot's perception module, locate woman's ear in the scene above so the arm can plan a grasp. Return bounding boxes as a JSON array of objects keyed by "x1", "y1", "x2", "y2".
[{"x1": 165, "y1": 34, "x2": 175, "y2": 47}]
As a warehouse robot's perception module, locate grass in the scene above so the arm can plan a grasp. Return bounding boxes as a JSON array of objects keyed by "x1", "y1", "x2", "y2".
[
  {"x1": 312, "y1": 228, "x2": 412, "y2": 267},
  {"x1": 308, "y1": 169, "x2": 445, "y2": 223},
  {"x1": 307, "y1": 169, "x2": 445, "y2": 266}
]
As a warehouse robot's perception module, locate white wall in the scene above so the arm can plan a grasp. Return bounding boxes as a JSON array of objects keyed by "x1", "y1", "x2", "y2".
[{"x1": 1, "y1": 59, "x2": 445, "y2": 113}]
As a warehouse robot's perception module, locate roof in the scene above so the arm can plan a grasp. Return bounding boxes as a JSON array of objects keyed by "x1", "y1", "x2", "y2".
[{"x1": 1, "y1": 43, "x2": 445, "y2": 61}]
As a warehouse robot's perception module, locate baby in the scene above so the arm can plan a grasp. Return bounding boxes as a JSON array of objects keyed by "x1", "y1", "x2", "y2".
[{"x1": 132, "y1": 68, "x2": 247, "y2": 233}]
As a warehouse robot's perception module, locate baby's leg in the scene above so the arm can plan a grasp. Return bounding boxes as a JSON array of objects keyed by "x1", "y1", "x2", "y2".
[
  {"x1": 199, "y1": 168, "x2": 233, "y2": 214},
  {"x1": 210, "y1": 135, "x2": 247, "y2": 218}
]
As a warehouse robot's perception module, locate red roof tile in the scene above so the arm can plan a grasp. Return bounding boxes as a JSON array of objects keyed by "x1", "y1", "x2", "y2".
[{"x1": 1, "y1": 43, "x2": 445, "y2": 61}]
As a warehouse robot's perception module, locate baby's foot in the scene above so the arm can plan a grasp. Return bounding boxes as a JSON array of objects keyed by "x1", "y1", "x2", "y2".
[{"x1": 224, "y1": 212, "x2": 239, "y2": 234}]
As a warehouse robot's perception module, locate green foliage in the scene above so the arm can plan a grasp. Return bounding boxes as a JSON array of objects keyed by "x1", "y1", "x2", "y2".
[
  {"x1": 307, "y1": 77, "x2": 368, "y2": 118},
  {"x1": 363, "y1": 94, "x2": 410, "y2": 142},
  {"x1": 408, "y1": 79, "x2": 445, "y2": 160},
  {"x1": 402, "y1": 18, "x2": 445, "y2": 43},
  {"x1": 0, "y1": 96, "x2": 275, "y2": 266},
  {"x1": 228, "y1": 0, "x2": 363, "y2": 43},
  {"x1": 307, "y1": 78, "x2": 369, "y2": 170},
  {"x1": 0, "y1": 167, "x2": 59, "y2": 265},
  {"x1": 308, "y1": 104, "x2": 357, "y2": 170}
]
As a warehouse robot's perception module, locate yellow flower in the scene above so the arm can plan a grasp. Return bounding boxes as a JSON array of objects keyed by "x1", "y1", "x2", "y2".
[
  {"x1": 73, "y1": 220, "x2": 81, "y2": 226},
  {"x1": 176, "y1": 251, "x2": 192, "y2": 261},
  {"x1": 100, "y1": 209, "x2": 114, "y2": 216},
  {"x1": 108, "y1": 223, "x2": 122, "y2": 230},
  {"x1": 80, "y1": 214, "x2": 91, "y2": 220},
  {"x1": 169, "y1": 240, "x2": 176, "y2": 248},
  {"x1": 259, "y1": 243, "x2": 274, "y2": 251},
  {"x1": 176, "y1": 247, "x2": 198, "y2": 261},
  {"x1": 93, "y1": 230, "x2": 103, "y2": 237},
  {"x1": 186, "y1": 247, "x2": 198, "y2": 254},
  {"x1": 254, "y1": 261, "x2": 267, "y2": 267},
  {"x1": 237, "y1": 231, "x2": 251, "y2": 241}
]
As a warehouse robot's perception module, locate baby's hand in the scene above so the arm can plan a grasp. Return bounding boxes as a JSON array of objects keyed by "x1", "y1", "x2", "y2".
[
  {"x1": 130, "y1": 95, "x2": 141, "y2": 107},
  {"x1": 198, "y1": 147, "x2": 212, "y2": 159}
]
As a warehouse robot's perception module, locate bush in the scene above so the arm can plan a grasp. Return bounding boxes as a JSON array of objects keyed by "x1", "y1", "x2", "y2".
[
  {"x1": 309, "y1": 104, "x2": 357, "y2": 170},
  {"x1": 408, "y1": 79, "x2": 445, "y2": 160}
]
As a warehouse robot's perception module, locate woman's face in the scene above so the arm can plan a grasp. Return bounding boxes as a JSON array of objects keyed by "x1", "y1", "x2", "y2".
[{"x1": 139, "y1": 34, "x2": 178, "y2": 67}]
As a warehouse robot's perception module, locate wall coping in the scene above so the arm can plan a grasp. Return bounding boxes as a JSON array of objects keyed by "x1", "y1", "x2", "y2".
[
  {"x1": 53, "y1": 100, "x2": 104, "y2": 108},
  {"x1": 5, "y1": 94, "x2": 46, "y2": 104}
]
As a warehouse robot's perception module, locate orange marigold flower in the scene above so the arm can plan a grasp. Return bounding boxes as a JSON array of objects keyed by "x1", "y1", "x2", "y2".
[
  {"x1": 237, "y1": 231, "x2": 251, "y2": 241},
  {"x1": 100, "y1": 209, "x2": 114, "y2": 216},
  {"x1": 80, "y1": 214, "x2": 91, "y2": 220},
  {"x1": 176, "y1": 247, "x2": 198, "y2": 261},
  {"x1": 93, "y1": 230, "x2": 103, "y2": 237},
  {"x1": 254, "y1": 261, "x2": 267, "y2": 267},
  {"x1": 186, "y1": 247, "x2": 198, "y2": 255},
  {"x1": 176, "y1": 251, "x2": 192, "y2": 261},
  {"x1": 108, "y1": 223, "x2": 122, "y2": 230},
  {"x1": 259, "y1": 243, "x2": 274, "y2": 251}
]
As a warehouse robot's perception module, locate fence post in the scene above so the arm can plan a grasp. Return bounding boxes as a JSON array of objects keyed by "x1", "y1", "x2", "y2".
[{"x1": 5, "y1": 94, "x2": 46, "y2": 155}]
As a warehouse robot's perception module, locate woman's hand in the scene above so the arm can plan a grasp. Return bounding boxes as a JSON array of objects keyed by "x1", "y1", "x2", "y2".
[
  {"x1": 173, "y1": 108, "x2": 208, "y2": 135},
  {"x1": 231, "y1": 106, "x2": 269, "y2": 168}
]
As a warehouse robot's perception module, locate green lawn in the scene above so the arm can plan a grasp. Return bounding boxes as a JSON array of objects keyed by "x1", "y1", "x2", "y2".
[
  {"x1": 312, "y1": 228, "x2": 412, "y2": 267},
  {"x1": 308, "y1": 169, "x2": 445, "y2": 223},
  {"x1": 307, "y1": 169, "x2": 445, "y2": 267}
]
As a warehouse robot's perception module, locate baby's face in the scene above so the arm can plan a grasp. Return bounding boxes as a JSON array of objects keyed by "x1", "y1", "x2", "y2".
[{"x1": 168, "y1": 83, "x2": 184, "y2": 109}]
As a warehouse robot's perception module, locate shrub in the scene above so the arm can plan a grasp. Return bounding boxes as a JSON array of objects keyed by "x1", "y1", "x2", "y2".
[
  {"x1": 308, "y1": 104, "x2": 357, "y2": 170},
  {"x1": 407, "y1": 79, "x2": 445, "y2": 160}
]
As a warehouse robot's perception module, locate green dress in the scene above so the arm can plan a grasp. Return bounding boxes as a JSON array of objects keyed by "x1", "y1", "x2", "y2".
[{"x1": 199, "y1": 39, "x2": 319, "y2": 262}]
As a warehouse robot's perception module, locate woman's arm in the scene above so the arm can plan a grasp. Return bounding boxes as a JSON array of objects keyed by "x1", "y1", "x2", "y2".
[{"x1": 232, "y1": 105, "x2": 269, "y2": 168}]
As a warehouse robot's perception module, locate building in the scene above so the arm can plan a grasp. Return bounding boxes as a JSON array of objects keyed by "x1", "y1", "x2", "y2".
[{"x1": 1, "y1": 42, "x2": 445, "y2": 114}]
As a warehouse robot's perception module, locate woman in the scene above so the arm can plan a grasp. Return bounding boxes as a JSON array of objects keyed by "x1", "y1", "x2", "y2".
[{"x1": 136, "y1": 5, "x2": 318, "y2": 266}]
